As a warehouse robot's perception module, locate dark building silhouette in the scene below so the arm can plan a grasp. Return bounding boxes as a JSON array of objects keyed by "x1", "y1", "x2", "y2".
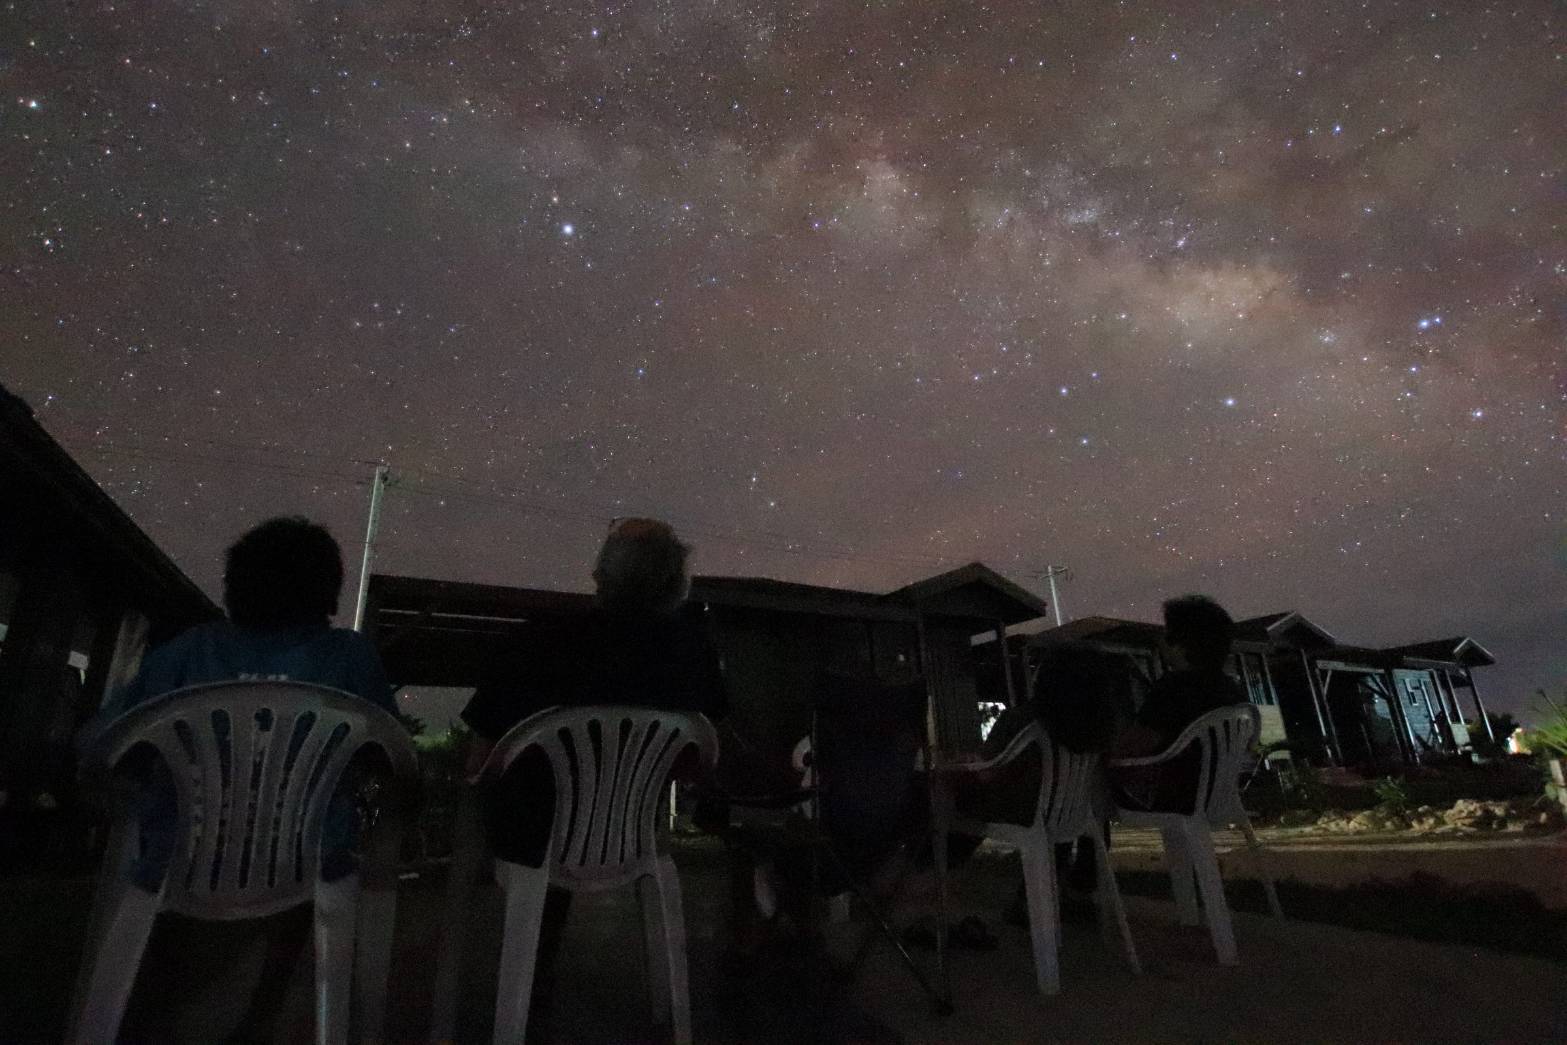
[{"x1": 0, "y1": 384, "x2": 217, "y2": 843}]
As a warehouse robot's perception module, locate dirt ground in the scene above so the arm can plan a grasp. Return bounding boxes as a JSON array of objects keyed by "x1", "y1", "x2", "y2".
[{"x1": 1111, "y1": 823, "x2": 1567, "y2": 907}]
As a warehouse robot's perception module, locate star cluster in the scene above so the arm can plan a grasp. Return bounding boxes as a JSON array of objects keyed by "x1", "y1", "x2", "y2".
[{"x1": 2, "y1": 1, "x2": 1562, "y2": 708}]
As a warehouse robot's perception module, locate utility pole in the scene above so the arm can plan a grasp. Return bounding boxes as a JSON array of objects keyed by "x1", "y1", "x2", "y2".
[
  {"x1": 1040, "y1": 565, "x2": 1070, "y2": 627},
  {"x1": 352, "y1": 463, "x2": 390, "y2": 632},
  {"x1": 1024, "y1": 565, "x2": 1072, "y2": 627}
]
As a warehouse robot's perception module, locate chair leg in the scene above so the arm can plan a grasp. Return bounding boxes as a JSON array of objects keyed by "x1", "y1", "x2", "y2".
[
  {"x1": 930, "y1": 788, "x2": 952, "y2": 1009},
  {"x1": 430, "y1": 797, "x2": 490, "y2": 1043},
  {"x1": 1088, "y1": 833, "x2": 1141, "y2": 976},
  {"x1": 1183, "y1": 822, "x2": 1237, "y2": 966},
  {"x1": 355, "y1": 885, "x2": 397, "y2": 1044},
  {"x1": 315, "y1": 873, "x2": 360, "y2": 1045},
  {"x1": 356, "y1": 818, "x2": 403, "y2": 1045},
  {"x1": 638, "y1": 873, "x2": 672, "y2": 1026},
  {"x1": 68, "y1": 878, "x2": 163, "y2": 1045},
  {"x1": 492, "y1": 861, "x2": 551, "y2": 1045},
  {"x1": 648, "y1": 856, "x2": 694, "y2": 1045},
  {"x1": 1238, "y1": 818, "x2": 1285, "y2": 920},
  {"x1": 1160, "y1": 825, "x2": 1199, "y2": 925},
  {"x1": 1018, "y1": 843, "x2": 1060, "y2": 995}
]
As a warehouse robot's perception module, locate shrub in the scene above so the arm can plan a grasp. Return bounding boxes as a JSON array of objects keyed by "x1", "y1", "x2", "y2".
[
  {"x1": 1372, "y1": 776, "x2": 1410, "y2": 815},
  {"x1": 1528, "y1": 690, "x2": 1567, "y2": 760}
]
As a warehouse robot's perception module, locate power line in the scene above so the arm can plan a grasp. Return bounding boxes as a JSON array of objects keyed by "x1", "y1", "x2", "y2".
[{"x1": 64, "y1": 435, "x2": 972, "y2": 575}]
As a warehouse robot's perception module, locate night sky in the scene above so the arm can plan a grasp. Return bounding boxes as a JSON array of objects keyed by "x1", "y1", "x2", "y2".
[{"x1": 3, "y1": 3, "x2": 1562, "y2": 714}]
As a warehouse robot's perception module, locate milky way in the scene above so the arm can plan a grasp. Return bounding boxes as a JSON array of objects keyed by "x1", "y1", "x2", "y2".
[{"x1": 2, "y1": 2, "x2": 1562, "y2": 711}]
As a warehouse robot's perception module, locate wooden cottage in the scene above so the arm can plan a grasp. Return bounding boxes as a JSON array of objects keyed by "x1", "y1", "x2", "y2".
[
  {"x1": 1027, "y1": 607, "x2": 1498, "y2": 770},
  {"x1": 0, "y1": 384, "x2": 217, "y2": 833},
  {"x1": 363, "y1": 562, "x2": 1048, "y2": 768}
]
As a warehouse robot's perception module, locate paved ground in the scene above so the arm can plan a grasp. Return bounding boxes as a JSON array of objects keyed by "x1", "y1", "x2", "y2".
[{"x1": 10, "y1": 837, "x2": 1565, "y2": 1042}]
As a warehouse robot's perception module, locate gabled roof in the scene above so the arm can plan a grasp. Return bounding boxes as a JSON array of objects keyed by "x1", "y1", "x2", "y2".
[
  {"x1": 691, "y1": 575, "x2": 913, "y2": 622},
  {"x1": 1385, "y1": 636, "x2": 1496, "y2": 668},
  {"x1": 0, "y1": 383, "x2": 216, "y2": 625},
  {"x1": 1027, "y1": 615, "x2": 1164, "y2": 650},
  {"x1": 886, "y1": 562, "x2": 1048, "y2": 624},
  {"x1": 368, "y1": 573, "x2": 592, "y2": 624},
  {"x1": 1234, "y1": 610, "x2": 1337, "y2": 649}
]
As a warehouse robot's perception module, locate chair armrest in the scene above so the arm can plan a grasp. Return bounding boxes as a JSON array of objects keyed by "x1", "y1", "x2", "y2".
[
  {"x1": 1108, "y1": 730, "x2": 1201, "y2": 770},
  {"x1": 1106, "y1": 752, "x2": 1171, "y2": 769},
  {"x1": 932, "y1": 753, "x2": 1009, "y2": 778}
]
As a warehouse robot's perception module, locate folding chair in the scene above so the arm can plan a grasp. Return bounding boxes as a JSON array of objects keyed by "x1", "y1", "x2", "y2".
[{"x1": 722, "y1": 673, "x2": 953, "y2": 1017}]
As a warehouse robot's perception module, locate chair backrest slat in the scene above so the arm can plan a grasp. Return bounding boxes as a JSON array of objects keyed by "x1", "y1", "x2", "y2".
[
  {"x1": 987, "y1": 722, "x2": 1103, "y2": 838},
  {"x1": 83, "y1": 681, "x2": 417, "y2": 920},
  {"x1": 483, "y1": 706, "x2": 717, "y2": 890},
  {"x1": 1170, "y1": 704, "x2": 1259, "y2": 823},
  {"x1": 217, "y1": 709, "x2": 258, "y2": 895},
  {"x1": 185, "y1": 713, "x2": 227, "y2": 894},
  {"x1": 274, "y1": 713, "x2": 330, "y2": 889},
  {"x1": 249, "y1": 708, "x2": 295, "y2": 890},
  {"x1": 603, "y1": 718, "x2": 647, "y2": 866}
]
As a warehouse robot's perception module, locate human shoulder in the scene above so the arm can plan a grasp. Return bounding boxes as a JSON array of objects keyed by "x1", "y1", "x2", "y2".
[
  {"x1": 142, "y1": 619, "x2": 239, "y2": 674},
  {"x1": 316, "y1": 626, "x2": 380, "y2": 655}
]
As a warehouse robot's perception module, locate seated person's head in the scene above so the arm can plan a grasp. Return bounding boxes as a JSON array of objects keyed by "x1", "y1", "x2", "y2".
[
  {"x1": 1160, "y1": 594, "x2": 1234, "y2": 673},
  {"x1": 592, "y1": 517, "x2": 690, "y2": 615},
  {"x1": 1031, "y1": 641, "x2": 1133, "y2": 753},
  {"x1": 223, "y1": 517, "x2": 344, "y2": 630}
]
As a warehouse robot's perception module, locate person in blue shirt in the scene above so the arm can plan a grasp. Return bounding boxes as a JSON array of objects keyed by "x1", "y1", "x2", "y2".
[
  {"x1": 87, "y1": 517, "x2": 399, "y2": 1041},
  {"x1": 95, "y1": 515, "x2": 396, "y2": 890}
]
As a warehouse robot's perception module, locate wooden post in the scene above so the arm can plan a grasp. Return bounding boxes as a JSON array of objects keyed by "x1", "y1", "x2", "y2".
[
  {"x1": 1416, "y1": 679, "x2": 1440, "y2": 748},
  {"x1": 996, "y1": 621, "x2": 1018, "y2": 709},
  {"x1": 81, "y1": 603, "x2": 125, "y2": 716},
  {"x1": 0, "y1": 557, "x2": 86, "y2": 795},
  {"x1": 1300, "y1": 650, "x2": 1340, "y2": 765},
  {"x1": 1466, "y1": 668, "x2": 1496, "y2": 742}
]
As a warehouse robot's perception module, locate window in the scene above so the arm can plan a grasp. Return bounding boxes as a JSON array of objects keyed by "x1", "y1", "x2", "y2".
[
  {"x1": 1233, "y1": 652, "x2": 1274, "y2": 706},
  {"x1": 977, "y1": 701, "x2": 1007, "y2": 741}
]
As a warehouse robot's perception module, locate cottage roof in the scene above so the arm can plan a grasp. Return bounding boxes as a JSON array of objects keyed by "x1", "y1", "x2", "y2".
[
  {"x1": 689, "y1": 575, "x2": 909, "y2": 621},
  {"x1": 1027, "y1": 615, "x2": 1164, "y2": 650},
  {"x1": 1234, "y1": 610, "x2": 1338, "y2": 649},
  {"x1": 885, "y1": 562, "x2": 1048, "y2": 624},
  {"x1": 1384, "y1": 636, "x2": 1496, "y2": 668},
  {"x1": 0, "y1": 383, "x2": 216, "y2": 625}
]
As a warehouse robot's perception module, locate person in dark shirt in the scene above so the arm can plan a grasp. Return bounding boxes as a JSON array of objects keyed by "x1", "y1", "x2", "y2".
[
  {"x1": 943, "y1": 643, "x2": 1135, "y2": 924},
  {"x1": 460, "y1": 518, "x2": 727, "y2": 864},
  {"x1": 956, "y1": 641, "x2": 1136, "y2": 823},
  {"x1": 458, "y1": 518, "x2": 726, "y2": 1007},
  {"x1": 1111, "y1": 594, "x2": 1248, "y2": 813}
]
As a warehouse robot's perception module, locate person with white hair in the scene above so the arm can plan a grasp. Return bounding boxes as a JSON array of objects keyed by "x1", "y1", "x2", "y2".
[{"x1": 458, "y1": 518, "x2": 728, "y2": 1014}]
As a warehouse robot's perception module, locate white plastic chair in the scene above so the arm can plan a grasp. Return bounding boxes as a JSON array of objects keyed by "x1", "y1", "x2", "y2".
[
  {"x1": 1110, "y1": 703, "x2": 1283, "y2": 967},
  {"x1": 68, "y1": 681, "x2": 418, "y2": 1045},
  {"x1": 934, "y1": 723, "x2": 1140, "y2": 996},
  {"x1": 430, "y1": 705, "x2": 717, "y2": 1045}
]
